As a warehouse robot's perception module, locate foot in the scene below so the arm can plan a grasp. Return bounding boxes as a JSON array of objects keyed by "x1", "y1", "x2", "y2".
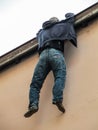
[
  {"x1": 24, "y1": 105, "x2": 38, "y2": 118},
  {"x1": 55, "y1": 102, "x2": 65, "y2": 113}
]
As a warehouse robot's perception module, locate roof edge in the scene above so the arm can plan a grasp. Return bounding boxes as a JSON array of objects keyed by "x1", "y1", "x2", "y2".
[
  {"x1": 75, "y1": 2, "x2": 98, "y2": 27},
  {"x1": 0, "y1": 38, "x2": 38, "y2": 71}
]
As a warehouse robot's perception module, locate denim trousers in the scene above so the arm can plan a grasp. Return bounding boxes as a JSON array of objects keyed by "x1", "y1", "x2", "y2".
[{"x1": 29, "y1": 48, "x2": 66, "y2": 107}]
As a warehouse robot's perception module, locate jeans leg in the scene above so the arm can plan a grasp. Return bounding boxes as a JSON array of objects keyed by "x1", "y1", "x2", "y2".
[
  {"x1": 49, "y1": 49, "x2": 66, "y2": 103},
  {"x1": 29, "y1": 50, "x2": 51, "y2": 107}
]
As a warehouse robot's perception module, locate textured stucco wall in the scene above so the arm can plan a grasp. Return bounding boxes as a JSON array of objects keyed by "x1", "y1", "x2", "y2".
[{"x1": 0, "y1": 19, "x2": 98, "y2": 130}]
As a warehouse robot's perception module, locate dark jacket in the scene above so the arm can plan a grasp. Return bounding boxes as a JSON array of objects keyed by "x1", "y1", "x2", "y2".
[{"x1": 36, "y1": 13, "x2": 77, "y2": 53}]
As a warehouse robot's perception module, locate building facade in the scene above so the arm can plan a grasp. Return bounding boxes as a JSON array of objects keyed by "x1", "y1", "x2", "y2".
[{"x1": 0, "y1": 3, "x2": 98, "y2": 130}]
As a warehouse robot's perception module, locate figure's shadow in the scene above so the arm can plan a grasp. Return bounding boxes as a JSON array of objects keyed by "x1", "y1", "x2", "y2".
[{"x1": 64, "y1": 41, "x2": 77, "y2": 66}]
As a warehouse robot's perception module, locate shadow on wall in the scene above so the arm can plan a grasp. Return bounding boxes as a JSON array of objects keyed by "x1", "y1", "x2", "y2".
[{"x1": 64, "y1": 41, "x2": 77, "y2": 66}]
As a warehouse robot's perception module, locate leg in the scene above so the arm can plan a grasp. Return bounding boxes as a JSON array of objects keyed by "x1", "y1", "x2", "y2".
[
  {"x1": 24, "y1": 51, "x2": 51, "y2": 117},
  {"x1": 29, "y1": 53, "x2": 51, "y2": 108},
  {"x1": 49, "y1": 49, "x2": 66, "y2": 112}
]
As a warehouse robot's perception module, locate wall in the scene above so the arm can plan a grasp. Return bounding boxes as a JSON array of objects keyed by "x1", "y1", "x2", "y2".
[{"x1": 0, "y1": 19, "x2": 98, "y2": 130}]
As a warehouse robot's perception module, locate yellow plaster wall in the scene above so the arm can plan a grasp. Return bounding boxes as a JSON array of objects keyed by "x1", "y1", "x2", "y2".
[{"x1": 0, "y1": 19, "x2": 98, "y2": 130}]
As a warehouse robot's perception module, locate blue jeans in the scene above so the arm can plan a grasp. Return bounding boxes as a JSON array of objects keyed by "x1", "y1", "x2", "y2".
[{"x1": 29, "y1": 48, "x2": 66, "y2": 107}]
